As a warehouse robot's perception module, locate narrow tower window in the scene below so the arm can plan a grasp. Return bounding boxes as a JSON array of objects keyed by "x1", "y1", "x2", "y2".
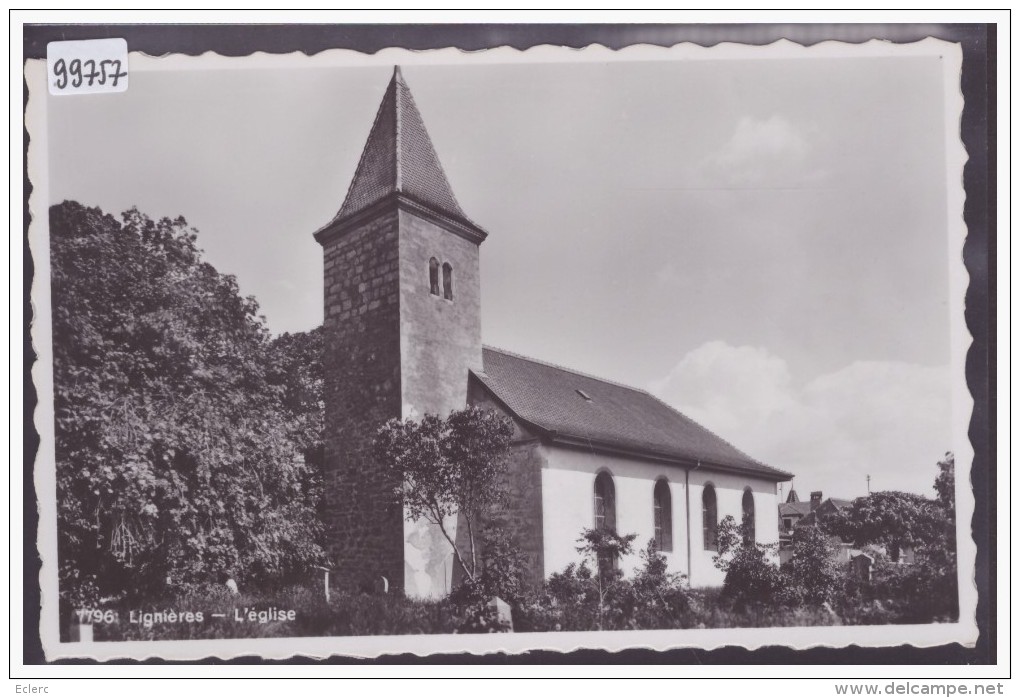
[
  {"x1": 702, "y1": 484, "x2": 718, "y2": 551},
  {"x1": 429, "y1": 258, "x2": 440, "y2": 296},
  {"x1": 653, "y1": 479, "x2": 673, "y2": 552},
  {"x1": 442, "y1": 262, "x2": 454, "y2": 300},
  {"x1": 742, "y1": 487, "x2": 756, "y2": 545}
]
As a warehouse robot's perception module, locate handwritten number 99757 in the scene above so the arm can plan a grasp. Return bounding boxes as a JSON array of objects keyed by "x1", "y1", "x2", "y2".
[{"x1": 53, "y1": 58, "x2": 127, "y2": 90}]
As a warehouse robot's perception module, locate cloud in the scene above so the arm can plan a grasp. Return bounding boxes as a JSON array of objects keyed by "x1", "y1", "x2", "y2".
[
  {"x1": 650, "y1": 341, "x2": 952, "y2": 498},
  {"x1": 700, "y1": 115, "x2": 824, "y2": 188}
]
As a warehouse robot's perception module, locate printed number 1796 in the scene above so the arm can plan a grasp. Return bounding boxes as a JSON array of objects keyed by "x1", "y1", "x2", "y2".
[{"x1": 52, "y1": 58, "x2": 127, "y2": 90}]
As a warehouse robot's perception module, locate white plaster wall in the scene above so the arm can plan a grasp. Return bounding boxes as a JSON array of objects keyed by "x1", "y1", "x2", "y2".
[
  {"x1": 687, "y1": 469, "x2": 780, "y2": 587},
  {"x1": 540, "y1": 447, "x2": 688, "y2": 579},
  {"x1": 541, "y1": 446, "x2": 781, "y2": 588}
]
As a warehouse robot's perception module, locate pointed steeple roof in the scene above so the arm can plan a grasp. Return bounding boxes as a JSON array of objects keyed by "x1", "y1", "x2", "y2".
[{"x1": 328, "y1": 66, "x2": 474, "y2": 228}]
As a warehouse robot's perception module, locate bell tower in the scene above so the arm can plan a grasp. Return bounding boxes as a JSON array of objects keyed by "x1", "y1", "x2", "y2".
[{"x1": 314, "y1": 67, "x2": 487, "y2": 596}]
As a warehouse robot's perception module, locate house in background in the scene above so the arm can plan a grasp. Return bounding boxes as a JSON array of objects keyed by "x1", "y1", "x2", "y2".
[
  {"x1": 778, "y1": 488, "x2": 812, "y2": 536},
  {"x1": 797, "y1": 491, "x2": 853, "y2": 531},
  {"x1": 779, "y1": 488, "x2": 916, "y2": 566},
  {"x1": 313, "y1": 67, "x2": 793, "y2": 598},
  {"x1": 778, "y1": 489, "x2": 852, "y2": 565}
]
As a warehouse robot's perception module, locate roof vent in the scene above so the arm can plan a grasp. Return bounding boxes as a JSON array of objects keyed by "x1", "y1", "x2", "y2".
[{"x1": 575, "y1": 389, "x2": 593, "y2": 401}]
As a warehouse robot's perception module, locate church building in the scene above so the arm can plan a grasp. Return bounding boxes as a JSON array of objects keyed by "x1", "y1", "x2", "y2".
[{"x1": 313, "y1": 67, "x2": 793, "y2": 598}]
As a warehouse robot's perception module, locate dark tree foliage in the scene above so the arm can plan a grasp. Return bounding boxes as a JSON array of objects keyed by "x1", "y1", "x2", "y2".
[
  {"x1": 822, "y1": 454, "x2": 959, "y2": 621},
  {"x1": 784, "y1": 525, "x2": 843, "y2": 606},
  {"x1": 823, "y1": 490, "x2": 948, "y2": 562},
  {"x1": 50, "y1": 201, "x2": 325, "y2": 608},
  {"x1": 713, "y1": 516, "x2": 785, "y2": 606},
  {"x1": 934, "y1": 451, "x2": 955, "y2": 515},
  {"x1": 267, "y1": 327, "x2": 324, "y2": 470},
  {"x1": 449, "y1": 524, "x2": 529, "y2": 607}
]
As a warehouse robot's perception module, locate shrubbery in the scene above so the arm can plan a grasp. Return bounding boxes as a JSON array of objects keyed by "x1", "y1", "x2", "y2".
[
  {"x1": 514, "y1": 529, "x2": 693, "y2": 632},
  {"x1": 448, "y1": 525, "x2": 530, "y2": 608},
  {"x1": 784, "y1": 526, "x2": 843, "y2": 606},
  {"x1": 712, "y1": 516, "x2": 788, "y2": 607}
]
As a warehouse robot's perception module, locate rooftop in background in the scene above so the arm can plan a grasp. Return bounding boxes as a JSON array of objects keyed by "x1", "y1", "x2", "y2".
[
  {"x1": 475, "y1": 346, "x2": 792, "y2": 481},
  {"x1": 779, "y1": 500, "x2": 813, "y2": 517}
]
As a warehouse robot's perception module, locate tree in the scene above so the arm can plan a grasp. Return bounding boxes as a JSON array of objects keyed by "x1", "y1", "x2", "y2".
[
  {"x1": 577, "y1": 527, "x2": 638, "y2": 619},
  {"x1": 934, "y1": 451, "x2": 955, "y2": 514},
  {"x1": 372, "y1": 406, "x2": 514, "y2": 585},
  {"x1": 783, "y1": 525, "x2": 843, "y2": 605},
  {"x1": 713, "y1": 516, "x2": 784, "y2": 606},
  {"x1": 630, "y1": 539, "x2": 690, "y2": 624},
  {"x1": 823, "y1": 491, "x2": 947, "y2": 561},
  {"x1": 544, "y1": 527, "x2": 638, "y2": 630},
  {"x1": 50, "y1": 201, "x2": 325, "y2": 609},
  {"x1": 267, "y1": 327, "x2": 324, "y2": 470},
  {"x1": 821, "y1": 454, "x2": 959, "y2": 621}
]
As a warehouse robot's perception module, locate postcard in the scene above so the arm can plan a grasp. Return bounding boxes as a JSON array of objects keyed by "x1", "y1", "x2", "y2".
[{"x1": 25, "y1": 36, "x2": 978, "y2": 661}]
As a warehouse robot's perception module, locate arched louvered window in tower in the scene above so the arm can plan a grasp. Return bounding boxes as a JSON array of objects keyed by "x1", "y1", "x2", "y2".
[
  {"x1": 428, "y1": 258, "x2": 440, "y2": 296},
  {"x1": 653, "y1": 479, "x2": 673, "y2": 552},
  {"x1": 702, "y1": 484, "x2": 718, "y2": 551},
  {"x1": 742, "y1": 487, "x2": 756, "y2": 545},
  {"x1": 442, "y1": 262, "x2": 453, "y2": 300}
]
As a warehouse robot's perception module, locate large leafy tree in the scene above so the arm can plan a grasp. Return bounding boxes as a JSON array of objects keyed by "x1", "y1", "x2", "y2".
[
  {"x1": 824, "y1": 454, "x2": 959, "y2": 621},
  {"x1": 372, "y1": 406, "x2": 514, "y2": 585},
  {"x1": 50, "y1": 201, "x2": 324, "y2": 608},
  {"x1": 823, "y1": 491, "x2": 948, "y2": 561},
  {"x1": 267, "y1": 327, "x2": 324, "y2": 470}
]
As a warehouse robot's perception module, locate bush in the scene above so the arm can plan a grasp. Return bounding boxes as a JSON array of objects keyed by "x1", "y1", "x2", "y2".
[
  {"x1": 713, "y1": 516, "x2": 786, "y2": 608},
  {"x1": 837, "y1": 554, "x2": 958, "y2": 625},
  {"x1": 783, "y1": 526, "x2": 843, "y2": 606},
  {"x1": 688, "y1": 588, "x2": 841, "y2": 628},
  {"x1": 449, "y1": 525, "x2": 530, "y2": 608},
  {"x1": 721, "y1": 544, "x2": 786, "y2": 607},
  {"x1": 452, "y1": 600, "x2": 513, "y2": 634},
  {"x1": 630, "y1": 541, "x2": 693, "y2": 628},
  {"x1": 515, "y1": 530, "x2": 692, "y2": 632}
]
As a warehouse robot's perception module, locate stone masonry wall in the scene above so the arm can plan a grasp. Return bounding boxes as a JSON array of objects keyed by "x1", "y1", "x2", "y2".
[
  {"x1": 321, "y1": 209, "x2": 405, "y2": 592},
  {"x1": 464, "y1": 377, "x2": 546, "y2": 591}
]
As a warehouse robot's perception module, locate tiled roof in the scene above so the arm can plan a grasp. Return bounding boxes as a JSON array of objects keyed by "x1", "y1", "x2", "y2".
[
  {"x1": 328, "y1": 67, "x2": 471, "y2": 226},
  {"x1": 779, "y1": 501, "x2": 812, "y2": 517},
  {"x1": 795, "y1": 498, "x2": 853, "y2": 527},
  {"x1": 474, "y1": 346, "x2": 791, "y2": 481}
]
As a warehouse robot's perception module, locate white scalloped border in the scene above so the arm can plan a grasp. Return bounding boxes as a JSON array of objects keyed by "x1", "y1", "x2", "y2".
[{"x1": 25, "y1": 37, "x2": 977, "y2": 665}]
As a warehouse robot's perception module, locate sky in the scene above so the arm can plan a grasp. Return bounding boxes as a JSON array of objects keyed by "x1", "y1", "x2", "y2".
[{"x1": 45, "y1": 53, "x2": 957, "y2": 500}]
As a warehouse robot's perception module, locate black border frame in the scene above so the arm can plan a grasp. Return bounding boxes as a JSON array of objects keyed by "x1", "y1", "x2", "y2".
[{"x1": 19, "y1": 20, "x2": 997, "y2": 671}]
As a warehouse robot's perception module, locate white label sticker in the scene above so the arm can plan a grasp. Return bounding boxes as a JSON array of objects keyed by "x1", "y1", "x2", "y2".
[{"x1": 47, "y1": 38, "x2": 129, "y2": 96}]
